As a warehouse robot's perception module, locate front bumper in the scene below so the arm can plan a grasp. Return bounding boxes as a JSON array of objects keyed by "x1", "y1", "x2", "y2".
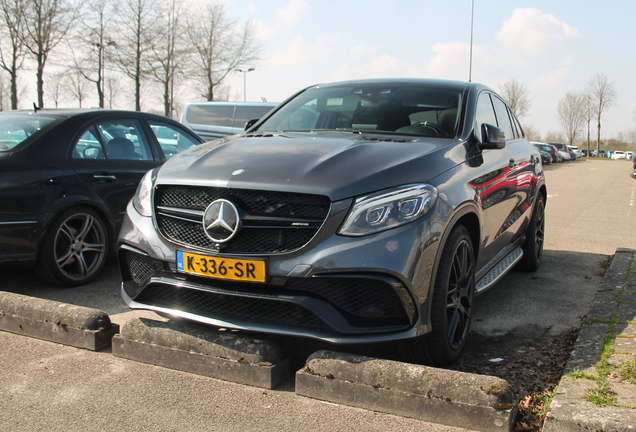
[{"x1": 118, "y1": 196, "x2": 451, "y2": 343}]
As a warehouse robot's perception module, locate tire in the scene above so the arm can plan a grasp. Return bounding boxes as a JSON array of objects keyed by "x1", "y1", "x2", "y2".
[
  {"x1": 35, "y1": 206, "x2": 108, "y2": 286},
  {"x1": 516, "y1": 194, "x2": 545, "y2": 272},
  {"x1": 401, "y1": 225, "x2": 475, "y2": 365}
]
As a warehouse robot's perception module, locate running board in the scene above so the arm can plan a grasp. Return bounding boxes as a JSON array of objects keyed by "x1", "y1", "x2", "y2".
[{"x1": 475, "y1": 247, "x2": 524, "y2": 294}]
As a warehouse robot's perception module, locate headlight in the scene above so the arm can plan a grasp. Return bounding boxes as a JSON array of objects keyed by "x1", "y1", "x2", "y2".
[
  {"x1": 132, "y1": 168, "x2": 158, "y2": 217},
  {"x1": 338, "y1": 184, "x2": 438, "y2": 236}
]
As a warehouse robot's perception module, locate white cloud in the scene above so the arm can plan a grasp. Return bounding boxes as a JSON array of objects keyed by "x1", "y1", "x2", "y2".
[
  {"x1": 253, "y1": 0, "x2": 308, "y2": 41},
  {"x1": 425, "y1": 42, "x2": 471, "y2": 80},
  {"x1": 275, "y1": 0, "x2": 308, "y2": 27},
  {"x1": 497, "y1": 8, "x2": 584, "y2": 56},
  {"x1": 349, "y1": 44, "x2": 380, "y2": 58},
  {"x1": 266, "y1": 36, "x2": 334, "y2": 69}
]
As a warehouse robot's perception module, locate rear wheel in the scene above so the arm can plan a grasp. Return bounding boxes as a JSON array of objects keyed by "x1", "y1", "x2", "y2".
[
  {"x1": 516, "y1": 195, "x2": 545, "y2": 272},
  {"x1": 402, "y1": 225, "x2": 475, "y2": 365},
  {"x1": 36, "y1": 206, "x2": 108, "y2": 286}
]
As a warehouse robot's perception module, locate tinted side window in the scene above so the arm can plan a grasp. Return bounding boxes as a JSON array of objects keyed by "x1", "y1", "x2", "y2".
[
  {"x1": 510, "y1": 109, "x2": 524, "y2": 138},
  {"x1": 233, "y1": 106, "x2": 274, "y2": 128},
  {"x1": 74, "y1": 128, "x2": 105, "y2": 159},
  {"x1": 475, "y1": 93, "x2": 497, "y2": 142},
  {"x1": 186, "y1": 105, "x2": 234, "y2": 127},
  {"x1": 491, "y1": 96, "x2": 514, "y2": 141},
  {"x1": 96, "y1": 119, "x2": 155, "y2": 161}
]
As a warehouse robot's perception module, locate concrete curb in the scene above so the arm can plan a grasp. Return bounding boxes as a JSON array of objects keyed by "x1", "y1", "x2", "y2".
[
  {"x1": 544, "y1": 376, "x2": 636, "y2": 431},
  {"x1": 544, "y1": 248, "x2": 636, "y2": 432},
  {"x1": 296, "y1": 350, "x2": 517, "y2": 432},
  {"x1": 0, "y1": 291, "x2": 118, "y2": 351},
  {"x1": 112, "y1": 317, "x2": 291, "y2": 389}
]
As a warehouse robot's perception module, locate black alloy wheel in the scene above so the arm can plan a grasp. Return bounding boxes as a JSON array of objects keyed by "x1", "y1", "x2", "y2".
[
  {"x1": 445, "y1": 235, "x2": 474, "y2": 350},
  {"x1": 401, "y1": 225, "x2": 475, "y2": 365},
  {"x1": 516, "y1": 194, "x2": 545, "y2": 272},
  {"x1": 36, "y1": 206, "x2": 108, "y2": 286}
]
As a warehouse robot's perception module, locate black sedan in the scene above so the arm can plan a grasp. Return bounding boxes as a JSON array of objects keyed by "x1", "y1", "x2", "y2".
[
  {"x1": 0, "y1": 109, "x2": 204, "y2": 286},
  {"x1": 118, "y1": 79, "x2": 546, "y2": 365}
]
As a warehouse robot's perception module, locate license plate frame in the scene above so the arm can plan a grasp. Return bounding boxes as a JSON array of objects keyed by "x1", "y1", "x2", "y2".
[{"x1": 176, "y1": 251, "x2": 266, "y2": 283}]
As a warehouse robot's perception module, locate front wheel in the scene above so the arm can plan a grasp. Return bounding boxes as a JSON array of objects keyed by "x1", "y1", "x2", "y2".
[
  {"x1": 401, "y1": 225, "x2": 475, "y2": 365},
  {"x1": 36, "y1": 206, "x2": 109, "y2": 286}
]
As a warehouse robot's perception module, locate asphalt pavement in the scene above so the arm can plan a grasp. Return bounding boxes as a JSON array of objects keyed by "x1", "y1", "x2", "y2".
[{"x1": 1, "y1": 158, "x2": 635, "y2": 431}]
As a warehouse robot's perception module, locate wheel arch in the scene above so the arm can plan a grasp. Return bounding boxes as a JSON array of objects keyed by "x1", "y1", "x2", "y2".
[
  {"x1": 39, "y1": 198, "x2": 118, "y2": 256},
  {"x1": 422, "y1": 202, "x2": 480, "y2": 332}
]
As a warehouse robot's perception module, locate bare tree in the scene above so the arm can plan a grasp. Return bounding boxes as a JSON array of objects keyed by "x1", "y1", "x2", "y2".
[
  {"x1": 0, "y1": 72, "x2": 8, "y2": 109},
  {"x1": 499, "y1": 78, "x2": 531, "y2": 119},
  {"x1": 70, "y1": 0, "x2": 116, "y2": 108},
  {"x1": 581, "y1": 93, "x2": 595, "y2": 155},
  {"x1": 557, "y1": 92, "x2": 586, "y2": 146},
  {"x1": 0, "y1": 0, "x2": 27, "y2": 109},
  {"x1": 113, "y1": 0, "x2": 160, "y2": 111},
  {"x1": 543, "y1": 131, "x2": 565, "y2": 144},
  {"x1": 186, "y1": 2, "x2": 260, "y2": 101},
  {"x1": 587, "y1": 72, "x2": 617, "y2": 157},
  {"x1": 148, "y1": 0, "x2": 189, "y2": 117},
  {"x1": 63, "y1": 70, "x2": 90, "y2": 107},
  {"x1": 45, "y1": 71, "x2": 64, "y2": 107},
  {"x1": 523, "y1": 124, "x2": 541, "y2": 142},
  {"x1": 104, "y1": 76, "x2": 121, "y2": 108},
  {"x1": 21, "y1": 0, "x2": 79, "y2": 107}
]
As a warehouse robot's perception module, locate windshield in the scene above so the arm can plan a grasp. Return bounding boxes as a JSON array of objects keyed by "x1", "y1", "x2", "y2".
[
  {"x1": 257, "y1": 84, "x2": 463, "y2": 138},
  {"x1": 0, "y1": 115, "x2": 60, "y2": 151}
]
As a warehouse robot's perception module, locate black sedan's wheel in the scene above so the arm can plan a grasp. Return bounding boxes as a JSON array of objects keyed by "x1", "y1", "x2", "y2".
[
  {"x1": 36, "y1": 207, "x2": 108, "y2": 286},
  {"x1": 516, "y1": 195, "x2": 545, "y2": 272},
  {"x1": 401, "y1": 225, "x2": 475, "y2": 365}
]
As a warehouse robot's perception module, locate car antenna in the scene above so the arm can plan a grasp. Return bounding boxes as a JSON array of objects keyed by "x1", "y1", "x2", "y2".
[{"x1": 33, "y1": 102, "x2": 41, "y2": 113}]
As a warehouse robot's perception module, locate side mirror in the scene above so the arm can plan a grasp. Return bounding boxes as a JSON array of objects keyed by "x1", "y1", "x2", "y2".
[
  {"x1": 479, "y1": 123, "x2": 506, "y2": 150},
  {"x1": 84, "y1": 147, "x2": 101, "y2": 159},
  {"x1": 244, "y1": 118, "x2": 259, "y2": 130}
]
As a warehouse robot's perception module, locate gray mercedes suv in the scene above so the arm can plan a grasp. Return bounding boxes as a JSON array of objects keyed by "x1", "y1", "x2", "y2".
[{"x1": 118, "y1": 79, "x2": 546, "y2": 365}]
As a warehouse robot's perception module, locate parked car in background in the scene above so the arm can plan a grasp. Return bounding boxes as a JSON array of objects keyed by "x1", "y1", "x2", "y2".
[
  {"x1": 567, "y1": 145, "x2": 582, "y2": 158},
  {"x1": 180, "y1": 101, "x2": 279, "y2": 141},
  {"x1": 531, "y1": 141, "x2": 561, "y2": 163},
  {"x1": 627, "y1": 151, "x2": 633, "y2": 160},
  {"x1": 607, "y1": 151, "x2": 614, "y2": 159},
  {"x1": 118, "y1": 78, "x2": 547, "y2": 365},
  {"x1": 537, "y1": 149, "x2": 553, "y2": 165},
  {"x1": 612, "y1": 151, "x2": 626, "y2": 159},
  {"x1": 549, "y1": 142, "x2": 574, "y2": 161},
  {"x1": 0, "y1": 109, "x2": 204, "y2": 286}
]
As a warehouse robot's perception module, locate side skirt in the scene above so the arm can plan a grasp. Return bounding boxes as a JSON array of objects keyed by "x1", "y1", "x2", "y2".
[{"x1": 475, "y1": 247, "x2": 523, "y2": 294}]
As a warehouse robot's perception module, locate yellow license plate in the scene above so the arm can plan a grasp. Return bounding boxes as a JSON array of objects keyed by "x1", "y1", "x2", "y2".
[{"x1": 176, "y1": 251, "x2": 266, "y2": 283}]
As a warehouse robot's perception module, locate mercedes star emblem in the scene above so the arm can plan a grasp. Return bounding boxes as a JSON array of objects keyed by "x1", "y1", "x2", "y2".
[{"x1": 202, "y1": 199, "x2": 240, "y2": 243}]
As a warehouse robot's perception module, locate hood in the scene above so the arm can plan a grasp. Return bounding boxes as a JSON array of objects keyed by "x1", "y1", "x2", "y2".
[{"x1": 157, "y1": 132, "x2": 458, "y2": 200}]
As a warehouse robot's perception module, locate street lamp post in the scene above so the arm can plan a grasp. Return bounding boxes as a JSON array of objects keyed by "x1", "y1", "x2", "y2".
[
  {"x1": 235, "y1": 67, "x2": 255, "y2": 102},
  {"x1": 469, "y1": 0, "x2": 474, "y2": 82}
]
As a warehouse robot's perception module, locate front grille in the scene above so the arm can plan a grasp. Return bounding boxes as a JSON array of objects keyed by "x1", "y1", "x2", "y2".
[
  {"x1": 155, "y1": 186, "x2": 330, "y2": 219},
  {"x1": 154, "y1": 186, "x2": 331, "y2": 254},
  {"x1": 135, "y1": 284, "x2": 328, "y2": 329},
  {"x1": 157, "y1": 215, "x2": 316, "y2": 254}
]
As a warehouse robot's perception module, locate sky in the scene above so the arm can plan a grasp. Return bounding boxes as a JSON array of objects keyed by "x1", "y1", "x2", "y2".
[{"x1": 218, "y1": 0, "x2": 636, "y2": 140}]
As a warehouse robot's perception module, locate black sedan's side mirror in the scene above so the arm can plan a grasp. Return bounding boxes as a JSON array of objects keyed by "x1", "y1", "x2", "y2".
[
  {"x1": 244, "y1": 118, "x2": 259, "y2": 130},
  {"x1": 479, "y1": 123, "x2": 506, "y2": 150}
]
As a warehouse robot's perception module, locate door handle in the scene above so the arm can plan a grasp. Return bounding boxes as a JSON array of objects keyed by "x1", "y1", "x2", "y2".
[{"x1": 94, "y1": 174, "x2": 116, "y2": 181}]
